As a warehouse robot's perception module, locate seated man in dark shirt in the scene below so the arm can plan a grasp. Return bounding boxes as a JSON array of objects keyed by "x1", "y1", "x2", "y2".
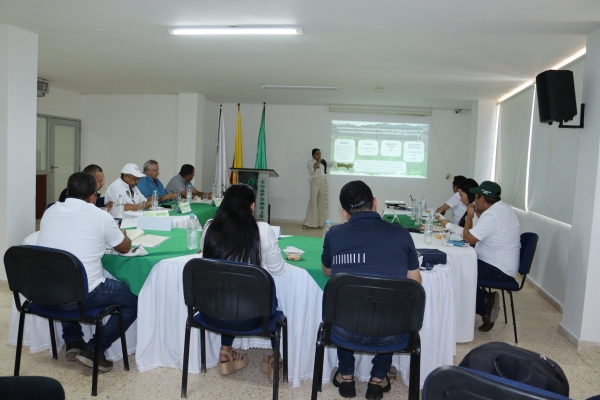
[
  {"x1": 321, "y1": 180, "x2": 422, "y2": 400},
  {"x1": 58, "y1": 164, "x2": 112, "y2": 210}
]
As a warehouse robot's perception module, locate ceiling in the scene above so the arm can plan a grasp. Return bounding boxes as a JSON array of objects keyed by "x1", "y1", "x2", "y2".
[{"x1": 1, "y1": 0, "x2": 599, "y2": 109}]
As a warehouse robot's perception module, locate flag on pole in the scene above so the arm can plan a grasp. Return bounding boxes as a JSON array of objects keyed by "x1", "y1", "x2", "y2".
[
  {"x1": 214, "y1": 106, "x2": 229, "y2": 197},
  {"x1": 230, "y1": 104, "x2": 243, "y2": 184},
  {"x1": 255, "y1": 103, "x2": 267, "y2": 169}
]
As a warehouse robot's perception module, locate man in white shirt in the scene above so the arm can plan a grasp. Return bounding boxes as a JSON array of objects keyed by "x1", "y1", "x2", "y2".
[
  {"x1": 436, "y1": 175, "x2": 467, "y2": 225},
  {"x1": 463, "y1": 181, "x2": 521, "y2": 332},
  {"x1": 37, "y1": 172, "x2": 137, "y2": 372},
  {"x1": 105, "y1": 163, "x2": 151, "y2": 211}
]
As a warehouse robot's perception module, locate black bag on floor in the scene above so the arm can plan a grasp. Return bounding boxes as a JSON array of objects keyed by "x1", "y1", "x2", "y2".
[{"x1": 458, "y1": 342, "x2": 569, "y2": 396}]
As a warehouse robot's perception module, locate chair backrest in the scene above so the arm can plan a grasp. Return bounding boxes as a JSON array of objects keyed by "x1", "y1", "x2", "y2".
[
  {"x1": 423, "y1": 366, "x2": 570, "y2": 400},
  {"x1": 322, "y1": 273, "x2": 426, "y2": 339},
  {"x1": 4, "y1": 245, "x2": 88, "y2": 307},
  {"x1": 182, "y1": 258, "x2": 276, "y2": 323},
  {"x1": 519, "y1": 232, "x2": 539, "y2": 277}
]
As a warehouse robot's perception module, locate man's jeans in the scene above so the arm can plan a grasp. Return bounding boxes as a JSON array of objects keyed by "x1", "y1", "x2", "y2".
[
  {"x1": 476, "y1": 259, "x2": 514, "y2": 317},
  {"x1": 333, "y1": 324, "x2": 407, "y2": 380},
  {"x1": 53, "y1": 278, "x2": 138, "y2": 353}
]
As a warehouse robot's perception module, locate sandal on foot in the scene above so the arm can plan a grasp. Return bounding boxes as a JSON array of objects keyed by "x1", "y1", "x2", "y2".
[
  {"x1": 218, "y1": 349, "x2": 248, "y2": 375},
  {"x1": 365, "y1": 375, "x2": 391, "y2": 400},
  {"x1": 260, "y1": 354, "x2": 283, "y2": 380},
  {"x1": 332, "y1": 368, "x2": 356, "y2": 398}
]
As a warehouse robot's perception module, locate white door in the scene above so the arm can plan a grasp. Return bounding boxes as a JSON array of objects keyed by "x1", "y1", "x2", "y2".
[{"x1": 49, "y1": 118, "x2": 80, "y2": 202}]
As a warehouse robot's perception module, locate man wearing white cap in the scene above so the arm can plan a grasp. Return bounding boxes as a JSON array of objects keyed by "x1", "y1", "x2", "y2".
[{"x1": 105, "y1": 163, "x2": 151, "y2": 211}]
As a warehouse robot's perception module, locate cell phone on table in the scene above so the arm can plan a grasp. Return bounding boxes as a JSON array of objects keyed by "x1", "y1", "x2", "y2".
[{"x1": 114, "y1": 218, "x2": 122, "y2": 228}]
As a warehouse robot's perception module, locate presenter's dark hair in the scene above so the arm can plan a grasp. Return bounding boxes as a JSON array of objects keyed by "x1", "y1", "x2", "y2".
[
  {"x1": 458, "y1": 178, "x2": 479, "y2": 227},
  {"x1": 312, "y1": 148, "x2": 327, "y2": 173},
  {"x1": 452, "y1": 175, "x2": 466, "y2": 187},
  {"x1": 202, "y1": 184, "x2": 261, "y2": 266},
  {"x1": 179, "y1": 164, "x2": 195, "y2": 177},
  {"x1": 82, "y1": 164, "x2": 103, "y2": 175},
  {"x1": 67, "y1": 172, "x2": 97, "y2": 200}
]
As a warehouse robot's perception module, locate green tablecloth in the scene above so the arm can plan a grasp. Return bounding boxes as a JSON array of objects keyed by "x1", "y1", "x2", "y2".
[
  {"x1": 279, "y1": 236, "x2": 329, "y2": 290},
  {"x1": 164, "y1": 202, "x2": 217, "y2": 227},
  {"x1": 102, "y1": 229, "x2": 198, "y2": 295},
  {"x1": 102, "y1": 231, "x2": 327, "y2": 295}
]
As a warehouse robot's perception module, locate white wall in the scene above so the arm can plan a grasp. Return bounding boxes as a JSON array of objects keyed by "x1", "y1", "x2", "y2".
[
  {"x1": 0, "y1": 25, "x2": 38, "y2": 280},
  {"x1": 81, "y1": 94, "x2": 179, "y2": 192},
  {"x1": 561, "y1": 26, "x2": 600, "y2": 346},
  {"x1": 514, "y1": 209, "x2": 571, "y2": 309},
  {"x1": 37, "y1": 86, "x2": 81, "y2": 120},
  {"x1": 201, "y1": 101, "x2": 473, "y2": 223},
  {"x1": 472, "y1": 100, "x2": 497, "y2": 183}
]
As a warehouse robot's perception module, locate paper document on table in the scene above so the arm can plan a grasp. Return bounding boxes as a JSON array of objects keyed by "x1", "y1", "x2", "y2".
[
  {"x1": 132, "y1": 234, "x2": 169, "y2": 248},
  {"x1": 126, "y1": 229, "x2": 145, "y2": 241}
]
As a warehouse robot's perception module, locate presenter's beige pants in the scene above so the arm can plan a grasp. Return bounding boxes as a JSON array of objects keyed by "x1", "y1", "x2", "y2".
[{"x1": 303, "y1": 177, "x2": 328, "y2": 228}]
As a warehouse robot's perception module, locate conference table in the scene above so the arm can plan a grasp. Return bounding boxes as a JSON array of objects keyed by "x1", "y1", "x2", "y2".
[{"x1": 8, "y1": 217, "x2": 477, "y2": 388}]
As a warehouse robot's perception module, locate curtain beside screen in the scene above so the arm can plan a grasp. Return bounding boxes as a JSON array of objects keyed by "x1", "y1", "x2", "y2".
[{"x1": 495, "y1": 87, "x2": 535, "y2": 211}]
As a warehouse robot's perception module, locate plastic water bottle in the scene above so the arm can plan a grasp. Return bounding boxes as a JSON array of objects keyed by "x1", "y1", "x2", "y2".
[
  {"x1": 323, "y1": 220, "x2": 333, "y2": 240},
  {"x1": 152, "y1": 190, "x2": 158, "y2": 211},
  {"x1": 187, "y1": 214, "x2": 199, "y2": 250},
  {"x1": 424, "y1": 213, "x2": 434, "y2": 244},
  {"x1": 414, "y1": 201, "x2": 423, "y2": 226},
  {"x1": 116, "y1": 194, "x2": 124, "y2": 219},
  {"x1": 422, "y1": 195, "x2": 427, "y2": 211},
  {"x1": 410, "y1": 200, "x2": 417, "y2": 220},
  {"x1": 186, "y1": 184, "x2": 193, "y2": 203}
]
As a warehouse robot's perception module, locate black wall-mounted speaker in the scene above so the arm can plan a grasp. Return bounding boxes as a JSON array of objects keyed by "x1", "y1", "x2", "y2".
[{"x1": 536, "y1": 70, "x2": 577, "y2": 124}]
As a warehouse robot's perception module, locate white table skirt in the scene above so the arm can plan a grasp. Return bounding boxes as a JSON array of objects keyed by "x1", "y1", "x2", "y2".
[
  {"x1": 8, "y1": 233, "x2": 477, "y2": 388},
  {"x1": 133, "y1": 243, "x2": 475, "y2": 388},
  {"x1": 410, "y1": 233, "x2": 477, "y2": 343}
]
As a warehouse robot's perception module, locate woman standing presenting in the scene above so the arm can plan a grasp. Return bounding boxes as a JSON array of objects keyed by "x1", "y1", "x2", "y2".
[{"x1": 303, "y1": 148, "x2": 328, "y2": 228}]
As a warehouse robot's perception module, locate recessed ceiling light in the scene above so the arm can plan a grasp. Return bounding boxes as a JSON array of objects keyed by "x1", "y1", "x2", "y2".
[
  {"x1": 261, "y1": 85, "x2": 338, "y2": 90},
  {"x1": 169, "y1": 26, "x2": 303, "y2": 36}
]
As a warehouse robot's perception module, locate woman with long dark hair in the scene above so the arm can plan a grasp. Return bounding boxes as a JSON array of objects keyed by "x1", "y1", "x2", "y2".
[
  {"x1": 303, "y1": 148, "x2": 328, "y2": 228},
  {"x1": 436, "y1": 178, "x2": 479, "y2": 238},
  {"x1": 200, "y1": 184, "x2": 286, "y2": 378}
]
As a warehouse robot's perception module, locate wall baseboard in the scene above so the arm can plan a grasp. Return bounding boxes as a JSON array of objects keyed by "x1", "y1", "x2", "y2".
[
  {"x1": 527, "y1": 277, "x2": 563, "y2": 312},
  {"x1": 558, "y1": 323, "x2": 600, "y2": 350},
  {"x1": 558, "y1": 323, "x2": 580, "y2": 347}
]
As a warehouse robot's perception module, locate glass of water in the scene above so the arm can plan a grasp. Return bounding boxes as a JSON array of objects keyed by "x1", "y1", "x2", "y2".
[{"x1": 442, "y1": 229, "x2": 450, "y2": 244}]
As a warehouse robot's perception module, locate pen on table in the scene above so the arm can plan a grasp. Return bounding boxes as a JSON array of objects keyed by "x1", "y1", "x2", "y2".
[{"x1": 131, "y1": 245, "x2": 141, "y2": 253}]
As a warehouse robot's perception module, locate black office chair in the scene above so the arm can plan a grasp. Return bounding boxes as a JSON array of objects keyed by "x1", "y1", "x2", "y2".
[
  {"x1": 311, "y1": 274, "x2": 426, "y2": 400},
  {"x1": 4, "y1": 245, "x2": 129, "y2": 397},
  {"x1": 0, "y1": 376, "x2": 66, "y2": 400},
  {"x1": 478, "y1": 232, "x2": 539, "y2": 343},
  {"x1": 423, "y1": 365, "x2": 570, "y2": 400},
  {"x1": 181, "y1": 258, "x2": 288, "y2": 400}
]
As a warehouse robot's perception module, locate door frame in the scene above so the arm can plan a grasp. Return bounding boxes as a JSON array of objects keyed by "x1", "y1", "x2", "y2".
[{"x1": 37, "y1": 114, "x2": 81, "y2": 206}]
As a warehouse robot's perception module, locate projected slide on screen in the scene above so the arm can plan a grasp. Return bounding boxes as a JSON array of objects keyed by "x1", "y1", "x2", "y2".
[{"x1": 330, "y1": 120, "x2": 429, "y2": 178}]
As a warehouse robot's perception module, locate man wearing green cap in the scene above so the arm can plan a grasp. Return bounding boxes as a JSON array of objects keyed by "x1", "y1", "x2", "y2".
[{"x1": 463, "y1": 181, "x2": 521, "y2": 332}]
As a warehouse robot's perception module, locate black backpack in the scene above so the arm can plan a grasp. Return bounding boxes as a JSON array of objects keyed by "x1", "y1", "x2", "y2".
[{"x1": 459, "y1": 342, "x2": 569, "y2": 397}]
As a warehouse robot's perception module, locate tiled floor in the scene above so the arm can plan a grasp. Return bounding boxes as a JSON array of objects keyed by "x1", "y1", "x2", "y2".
[{"x1": 1, "y1": 221, "x2": 599, "y2": 399}]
